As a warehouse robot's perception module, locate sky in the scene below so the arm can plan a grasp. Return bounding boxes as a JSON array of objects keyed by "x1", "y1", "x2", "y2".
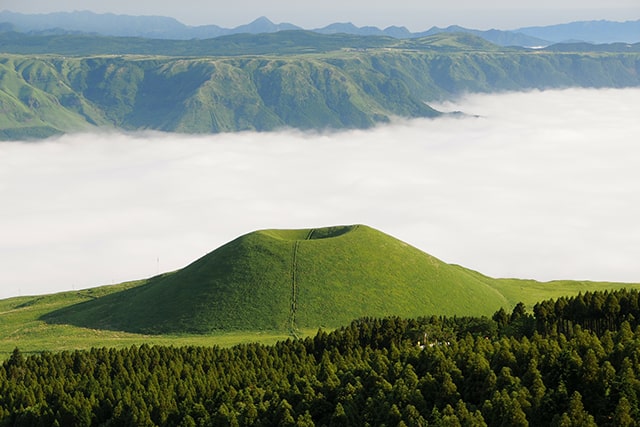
[
  {"x1": 1, "y1": 88, "x2": 640, "y2": 301},
  {"x1": 2, "y1": 0, "x2": 639, "y2": 30}
]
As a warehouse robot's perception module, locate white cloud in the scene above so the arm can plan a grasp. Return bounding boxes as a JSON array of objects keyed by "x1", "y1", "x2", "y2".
[{"x1": 1, "y1": 88, "x2": 640, "y2": 300}]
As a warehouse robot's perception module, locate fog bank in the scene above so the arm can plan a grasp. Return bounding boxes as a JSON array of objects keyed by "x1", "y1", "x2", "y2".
[{"x1": 1, "y1": 88, "x2": 639, "y2": 300}]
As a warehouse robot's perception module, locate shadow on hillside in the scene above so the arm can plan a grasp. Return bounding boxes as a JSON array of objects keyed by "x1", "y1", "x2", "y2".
[{"x1": 40, "y1": 274, "x2": 170, "y2": 335}]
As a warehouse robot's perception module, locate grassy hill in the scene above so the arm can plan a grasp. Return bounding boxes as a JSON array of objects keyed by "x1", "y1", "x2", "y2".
[
  {"x1": 2, "y1": 32, "x2": 640, "y2": 139},
  {"x1": 40, "y1": 225, "x2": 640, "y2": 334},
  {"x1": 42, "y1": 225, "x2": 509, "y2": 334},
  {"x1": 2, "y1": 224, "x2": 639, "y2": 356}
]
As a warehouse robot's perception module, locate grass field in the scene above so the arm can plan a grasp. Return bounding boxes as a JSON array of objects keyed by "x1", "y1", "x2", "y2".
[
  {"x1": 2, "y1": 225, "x2": 639, "y2": 359},
  {"x1": 2, "y1": 278, "x2": 638, "y2": 359},
  {"x1": 0, "y1": 287, "x2": 316, "y2": 358}
]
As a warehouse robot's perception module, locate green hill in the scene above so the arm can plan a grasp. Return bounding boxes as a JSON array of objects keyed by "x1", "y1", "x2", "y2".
[
  {"x1": 41, "y1": 224, "x2": 637, "y2": 336},
  {"x1": 2, "y1": 224, "x2": 639, "y2": 355}
]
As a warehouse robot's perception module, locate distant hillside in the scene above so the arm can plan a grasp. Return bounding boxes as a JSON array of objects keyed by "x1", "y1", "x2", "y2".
[
  {"x1": 2, "y1": 32, "x2": 640, "y2": 139},
  {"x1": 3, "y1": 11, "x2": 639, "y2": 46},
  {"x1": 416, "y1": 25, "x2": 549, "y2": 47},
  {"x1": 0, "y1": 10, "x2": 237, "y2": 39},
  {"x1": 517, "y1": 19, "x2": 640, "y2": 44},
  {"x1": 311, "y1": 22, "x2": 549, "y2": 47},
  {"x1": 542, "y1": 42, "x2": 640, "y2": 53}
]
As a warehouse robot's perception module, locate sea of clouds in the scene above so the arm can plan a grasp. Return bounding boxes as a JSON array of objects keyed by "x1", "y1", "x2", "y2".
[{"x1": 1, "y1": 88, "x2": 639, "y2": 300}]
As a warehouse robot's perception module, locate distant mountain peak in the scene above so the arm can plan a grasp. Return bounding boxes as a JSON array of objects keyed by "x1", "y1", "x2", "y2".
[
  {"x1": 250, "y1": 16, "x2": 274, "y2": 25},
  {"x1": 233, "y1": 16, "x2": 301, "y2": 34},
  {"x1": 0, "y1": 11, "x2": 637, "y2": 45}
]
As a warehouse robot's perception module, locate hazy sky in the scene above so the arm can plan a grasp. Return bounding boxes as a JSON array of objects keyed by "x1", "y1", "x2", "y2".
[
  {"x1": 1, "y1": 88, "x2": 639, "y2": 300},
  {"x1": 2, "y1": 0, "x2": 639, "y2": 30}
]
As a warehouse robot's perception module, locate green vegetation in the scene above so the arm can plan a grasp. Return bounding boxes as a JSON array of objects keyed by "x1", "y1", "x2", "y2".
[
  {"x1": 42, "y1": 225, "x2": 511, "y2": 334},
  {"x1": 0, "y1": 285, "x2": 303, "y2": 359},
  {"x1": 4, "y1": 289, "x2": 640, "y2": 425},
  {"x1": 1, "y1": 32, "x2": 640, "y2": 139},
  {"x1": 0, "y1": 56, "x2": 111, "y2": 138},
  {"x1": 2, "y1": 224, "x2": 638, "y2": 358},
  {"x1": 0, "y1": 31, "x2": 509, "y2": 56}
]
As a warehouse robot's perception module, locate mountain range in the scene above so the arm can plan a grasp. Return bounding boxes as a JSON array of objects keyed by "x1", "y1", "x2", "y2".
[
  {"x1": 2, "y1": 30, "x2": 639, "y2": 140},
  {"x1": 1, "y1": 10, "x2": 639, "y2": 47}
]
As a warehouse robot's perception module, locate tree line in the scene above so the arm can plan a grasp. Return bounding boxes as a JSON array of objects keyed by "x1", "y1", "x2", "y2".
[{"x1": 3, "y1": 289, "x2": 640, "y2": 425}]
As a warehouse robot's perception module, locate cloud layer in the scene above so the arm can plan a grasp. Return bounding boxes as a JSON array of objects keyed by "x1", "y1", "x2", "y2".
[{"x1": 1, "y1": 88, "x2": 639, "y2": 299}]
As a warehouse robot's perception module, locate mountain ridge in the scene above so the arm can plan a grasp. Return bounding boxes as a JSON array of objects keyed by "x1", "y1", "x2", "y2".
[
  {"x1": 517, "y1": 19, "x2": 640, "y2": 44},
  {"x1": 2, "y1": 34, "x2": 640, "y2": 140},
  {"x1": 2, "y1": 10, "x2": 639, "y2": 46}
]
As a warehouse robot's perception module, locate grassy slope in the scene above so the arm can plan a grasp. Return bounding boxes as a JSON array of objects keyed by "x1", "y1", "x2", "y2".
[
  {"x1": 7, "y1": 224, "x2": 634, "y2": 356},
  {"x1": 0, "y1": 54, "x2": 441, "y2": 138},
  {"x1": 0, "y1": 56, "x2": 111, "y2": 138},
  {"x1": 2, "y1": 32, "x2": 640, "y2": 139},
  {"x1": 294, "y1": 225, "x2": 509, "y2": 327},
  {"x1": 40, "y1": 225, "x2": 510, "y2": 334},
  {"x1": 40, "y1": 230, "x2": 301, "y2": 333},
  {"x1": 0, "y1": 283, "x2": 300, "y2": 359}
]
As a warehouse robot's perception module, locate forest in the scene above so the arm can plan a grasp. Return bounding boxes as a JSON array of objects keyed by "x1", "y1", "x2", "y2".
[{"x1": 3, "y1": 288, "x2": 640, "y2": 426}]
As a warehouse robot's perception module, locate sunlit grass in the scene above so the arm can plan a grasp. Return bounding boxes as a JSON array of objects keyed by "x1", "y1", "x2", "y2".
[
  {"x1": 0, "y1": 295, "x2": 312, "y2": 359},
  {"x1": 2, "y1": 226, "x2": 639, "y2": 359}
]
